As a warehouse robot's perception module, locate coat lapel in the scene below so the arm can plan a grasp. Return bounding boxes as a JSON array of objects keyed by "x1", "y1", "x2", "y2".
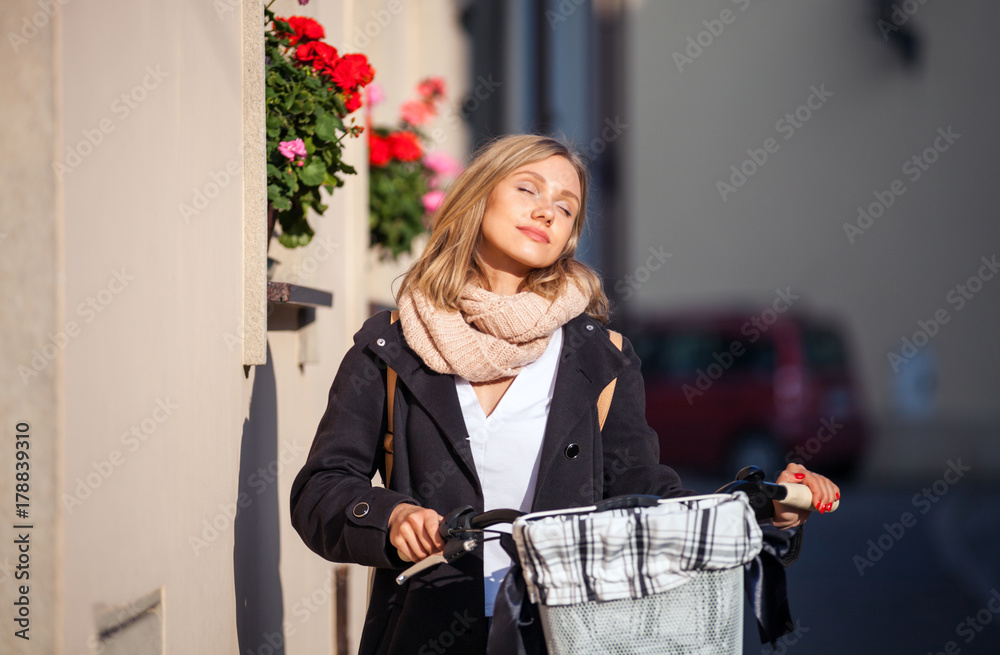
[
  {"x1": 368, "y1": 319, "x2": 481, "y2": 489},
  {"x1": 368, "y1": 313, "x2": 632, "y2": 504},
  {"x1": 531, "y1": 315, "x2": 631, "y2": 508}
]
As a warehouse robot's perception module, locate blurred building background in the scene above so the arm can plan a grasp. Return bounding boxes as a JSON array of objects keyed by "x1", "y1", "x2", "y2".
[{"x1": 1, "y1": 0, "x2": 997, "y2": 654}]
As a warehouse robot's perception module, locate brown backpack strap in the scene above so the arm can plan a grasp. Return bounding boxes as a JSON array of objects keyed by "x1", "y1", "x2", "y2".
[
  {"x1": 597, "y1": 330, "x2": 623, "y2": 431},
  {"x1": 384, "y1": 311, "x2": 399, "y2": 486}
]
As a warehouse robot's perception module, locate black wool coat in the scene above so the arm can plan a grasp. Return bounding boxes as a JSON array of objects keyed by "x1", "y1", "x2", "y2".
[{"x1": 290, "y1": 310, "x2": 696, "y2": 655}]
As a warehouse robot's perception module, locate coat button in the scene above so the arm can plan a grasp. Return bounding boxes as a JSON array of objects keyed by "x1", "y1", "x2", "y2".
[
  {"x1": 564, "y1": 443, "x2": 580, "y2": 459},
  {"x1": 352, "y1": 502, "x2": 370, "y2": 518},
  {"x1": 376, "y1": 338, "x2": 386, "y2": 347}
]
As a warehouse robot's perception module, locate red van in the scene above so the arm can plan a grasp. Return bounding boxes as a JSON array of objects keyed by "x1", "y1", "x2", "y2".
[{"x1": 629, "y1": 309, "x2": 870, "y2": 478}]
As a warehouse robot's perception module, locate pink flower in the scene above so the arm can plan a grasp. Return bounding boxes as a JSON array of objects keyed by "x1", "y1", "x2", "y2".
[
  {"x1": 366, "y1": 82, "x2": 385, "y2": 107},
  {"x1": 278, "y1": 138, "x2": 307, "y2": 160},
  {"x1": 298, "y1": 0, "x2": 310, "y2": 5},
  {"x1": 422, "y1": 190, "x2": 446, "y2": 215},
  {"x1": 423, "y1": 151, "x2": 462, "y2": 178},
  {"x1": 400, "y1": 99, "x2": 435, "y2": 126}
]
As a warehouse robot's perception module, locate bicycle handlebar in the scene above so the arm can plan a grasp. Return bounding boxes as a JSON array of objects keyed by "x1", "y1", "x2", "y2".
[
  {"x1": 777, "y1": 480, "x2": 840, "y2": 512},
  {"x1": 394, "y1": 465, "x2": 838, "y2": 584},
  {"x1": 717, "y1": 465, "x2": 840, "y2": 517}
]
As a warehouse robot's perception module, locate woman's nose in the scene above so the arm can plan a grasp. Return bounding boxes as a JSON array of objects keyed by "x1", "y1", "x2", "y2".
[{"x1": 532, "y1": 199, "x2": 555, "y2": 224}]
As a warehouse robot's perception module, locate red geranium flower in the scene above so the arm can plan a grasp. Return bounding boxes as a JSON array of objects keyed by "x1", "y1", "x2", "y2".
[
  {"x1": 417, "y1": 77, "x2": 446, "y2": 100},
  {"x1": 329, "y1": 54, "x2": 375, "y2": 93},
  {"x1": 295, "y1": 41, "x2": 338, "y2": 71},
  {"x1": 369, "y1": 133, "x2": 392, "y2": 167},
  {"x1": 344, "y1": 92, "x2": 362, "y2": 113},
  {"x1": 276, "y1": 16, "x2": 324, "y2": 45},
  {"x1": 388, "y1": 131, "x2": 422, "y2": 162}
]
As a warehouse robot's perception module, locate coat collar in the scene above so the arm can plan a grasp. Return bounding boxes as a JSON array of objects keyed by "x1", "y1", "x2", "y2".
[{"x1": 367, "y1": 312, "x2": 632, "y2": 502}]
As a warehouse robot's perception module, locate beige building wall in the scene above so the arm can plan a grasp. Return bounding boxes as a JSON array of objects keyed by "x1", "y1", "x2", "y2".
[
  {"x1": 0, "y1": 1, "x2": 63, "y2": 653},
  {"x1": 1, "y1": 0, "x2": 469, "y2": 653}
]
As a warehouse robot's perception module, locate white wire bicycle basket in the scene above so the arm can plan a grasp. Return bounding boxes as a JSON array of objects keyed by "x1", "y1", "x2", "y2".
[{"x1": 511, "y1": 493, "x2": 763, "y2": 655}]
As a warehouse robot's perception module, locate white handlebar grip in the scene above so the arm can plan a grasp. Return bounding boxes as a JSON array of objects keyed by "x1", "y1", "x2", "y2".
[{"x1": 779, "y1": 483, "x2": 840, "y2": 513}]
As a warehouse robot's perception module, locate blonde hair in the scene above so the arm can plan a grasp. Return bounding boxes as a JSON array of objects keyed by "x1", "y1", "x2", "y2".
[{"x1": 396, "y1": 134, "x2": 609, "y2": 322}]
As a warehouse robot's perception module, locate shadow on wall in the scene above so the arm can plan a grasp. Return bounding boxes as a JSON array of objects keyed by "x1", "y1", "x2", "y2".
[{"x1": 235, "y1": 341, "x2": 285, "y2": 655}]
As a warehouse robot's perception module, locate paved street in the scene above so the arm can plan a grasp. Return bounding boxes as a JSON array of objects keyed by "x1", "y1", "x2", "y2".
[
  {"x1": 676, "y1": 473, "x2": 1000, "y2": 654},
  {"x1": 731, "y1": 480, "x2": 1000, "y2": 654}
]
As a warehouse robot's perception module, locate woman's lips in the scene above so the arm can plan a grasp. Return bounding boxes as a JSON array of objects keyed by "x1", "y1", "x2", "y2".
[{"x1": 518, "y1": 226, "x2": 550, "y2": 244}]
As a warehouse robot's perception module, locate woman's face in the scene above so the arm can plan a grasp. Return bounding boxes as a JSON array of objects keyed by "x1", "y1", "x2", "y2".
[{"x1": 478, "y1": 155, "x2": 581, "y2": 287}]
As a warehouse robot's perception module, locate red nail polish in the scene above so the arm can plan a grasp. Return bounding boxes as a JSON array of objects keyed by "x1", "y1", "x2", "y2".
[
  {"x1": 836, "y1": 493, "x2": 840, "y2": 500},
  {"x1": 794, "y1": 473, "x2": 806, "y2": 480}
]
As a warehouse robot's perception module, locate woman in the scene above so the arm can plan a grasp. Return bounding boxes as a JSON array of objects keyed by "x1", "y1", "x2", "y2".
[{"x1": 289, "y1": 134, "x2": 840, "y2": 654}]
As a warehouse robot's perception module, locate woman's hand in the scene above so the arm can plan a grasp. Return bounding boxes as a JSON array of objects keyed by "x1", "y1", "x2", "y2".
[
  {"x1": 388, "y1": 503, "x2": 445, "y2": 562},
  {"x1": 771, "y1": 462, "x2": 840, "y2": 530}
]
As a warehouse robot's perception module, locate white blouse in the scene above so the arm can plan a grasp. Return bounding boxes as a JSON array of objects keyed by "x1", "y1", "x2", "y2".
[{"x1": 454, "y1": 327, "x2": 563, "y2": 616}]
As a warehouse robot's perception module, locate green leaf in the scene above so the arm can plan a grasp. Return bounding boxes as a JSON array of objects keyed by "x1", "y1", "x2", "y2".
[
  {"x1": 270, "y1": 195, "x2": 292, "y2": 212},
  {"x1": 266, "y1": 116, "x2": 282, "y2": 138},
  {"x1": 284, "y1": 87, "x2": 299, "y2": 111},
  {"x1": 298, "y1": 158, "x2": 326, "y2": 186},
  {"x1": 315, "y1": 112, "x2": 344, "y2": 143}
]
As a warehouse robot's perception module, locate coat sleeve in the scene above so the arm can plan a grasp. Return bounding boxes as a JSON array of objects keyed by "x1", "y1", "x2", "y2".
[
  {"x1": 289, "y1": 313, "x2": 419, "y2": 569},
  {"x1": 599, "y1": 333, "x2": 697, "y2": 499}
]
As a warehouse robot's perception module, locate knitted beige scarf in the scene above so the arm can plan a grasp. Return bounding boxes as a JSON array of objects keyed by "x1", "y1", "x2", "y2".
[{"x1": 397, "y1": 279, "x2": 589, "y2": 382}]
